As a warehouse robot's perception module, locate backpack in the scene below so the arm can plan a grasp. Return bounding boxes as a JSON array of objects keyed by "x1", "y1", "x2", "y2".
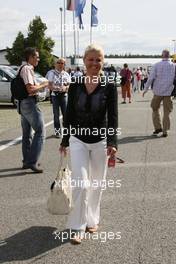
[{"x1": 11, "y1": 65, "x2": 29, "y2": 100}]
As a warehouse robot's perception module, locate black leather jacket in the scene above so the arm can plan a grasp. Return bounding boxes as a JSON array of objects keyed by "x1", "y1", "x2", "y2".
[{"x1": 61, "y1": 77, "x2": 118, "y2": 148}]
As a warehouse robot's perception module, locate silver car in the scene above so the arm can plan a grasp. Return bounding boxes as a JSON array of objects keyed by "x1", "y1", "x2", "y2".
[
  {"x1": 0, "y1": 65, "x2": 17, "y2": 105},
  {"x1": 0, "y1": 65, "x2": 49, "y2": 106}
]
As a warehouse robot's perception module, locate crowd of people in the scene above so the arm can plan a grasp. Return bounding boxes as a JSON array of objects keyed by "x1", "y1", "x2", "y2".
[
  {"x1": 120, "y1": 64, "x2": 150, "y2": 103},
  {"x1": 16, "y1": 46, "x2": 175, "y2": 244},
  {"x1": 120, "y1": 49, "x2": 175, "y2": 138}
]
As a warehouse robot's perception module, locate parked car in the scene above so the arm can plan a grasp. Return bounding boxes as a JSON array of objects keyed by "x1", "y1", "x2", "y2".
[
  {"x1": 0, "y1": 65, "x2": 17, "y2": 105},
  {"x1": 33, "y1": 71, "x2": 50, "y2": 100}
]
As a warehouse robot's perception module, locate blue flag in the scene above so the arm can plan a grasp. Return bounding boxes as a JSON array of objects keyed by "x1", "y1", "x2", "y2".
[
  {"x1": 75, "y1": 0, "x2": 86, "y2": 17},
  {"x1": 75, "y1": 0, "x2": 86, "y2": 29},
  {"x1": 91, "y1": 4, "x2": 98, "y2": 27},
  {"x1": 78, "y1": 15, "x2": 84, "y2": 29}
]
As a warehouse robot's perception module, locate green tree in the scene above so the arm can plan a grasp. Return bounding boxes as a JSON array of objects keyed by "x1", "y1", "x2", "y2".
[
  {"x1": 6, "y1": 31, "x2": 25, "y2": 65},
  {"x1": 27, "y1": 16, "x2": 55, "y2": 75},
  {"x1": 6, "y1": 16, "x2": 55, "y2": 75}
]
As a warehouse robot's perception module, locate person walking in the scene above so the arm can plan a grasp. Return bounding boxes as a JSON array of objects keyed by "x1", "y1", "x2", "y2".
[
  {"x1": 46, "y1": 58, "x2": 71, "y2": 138},
  {"x1": 135, "y1": 67, "x2": 142, "y2": 93},
  {"x1": 20, "y1": 47, "x2": 48, "y2": 173},
  {"x1": 143, "y1": 49, "x2": 175, "y2": 137},
  {"x1": 59, "y1": 44, "x2": 118, "y2": 244},
  {"x1": 120, "y1": 63, "x2": 132, "y2": 103},
  {"x1": 141, "y1": 68, "x2": 148, "y2": 90}
]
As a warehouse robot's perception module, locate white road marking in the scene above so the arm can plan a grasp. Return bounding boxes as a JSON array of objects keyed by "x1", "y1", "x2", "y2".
[{"x1": 0, "y1": 120, "x2": 54, "y2": 152}]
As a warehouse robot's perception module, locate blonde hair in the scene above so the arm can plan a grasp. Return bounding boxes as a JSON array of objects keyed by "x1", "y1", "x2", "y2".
[
  {"x1": 55, "y1": 57, "x2": 66, "y2": 63},
  {"x1": 83, "y1": 44, "x2": 104, "y2": 60}
]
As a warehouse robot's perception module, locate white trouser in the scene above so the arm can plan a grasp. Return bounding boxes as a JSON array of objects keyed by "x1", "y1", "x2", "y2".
[
  {"x1": 136, "y1": 80, "x2": 141, "y2": 92},
  {"x1": 66, "y1": 136, "x2": 108, "y2": 231}
]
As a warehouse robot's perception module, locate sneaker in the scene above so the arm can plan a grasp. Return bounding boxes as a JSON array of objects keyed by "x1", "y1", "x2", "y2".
[
  {"x1": 162, "y1": 133, "x2": 168, "y2": 137},
  {"x1": 28, "y1": 164, "x2": 43, "y2": 173},
  {"x1": 22, "y1": 163, "x2": 28, "y2": 169},
  {"x1": 153, "y1": 128, "x2": 162, "y2": 135},
  {"x1": 22, "y1": 163, "x2": 41, "y2": 170},
  {"x1": 121, "y1": 101, "x2": 126, "y2": 104}
]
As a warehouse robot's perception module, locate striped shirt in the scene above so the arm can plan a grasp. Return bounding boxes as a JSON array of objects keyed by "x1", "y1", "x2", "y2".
[
  {"x1": 144, "y1": 59, "x2": 175, "y2": 96},
  {"x1": 20, "y1": 63, "x2": 35, "y2": 85}
]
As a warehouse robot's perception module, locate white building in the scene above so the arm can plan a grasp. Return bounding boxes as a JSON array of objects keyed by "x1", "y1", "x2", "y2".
[{"x1": 0, "y1": 49, "x2": 9, "y2": 65}]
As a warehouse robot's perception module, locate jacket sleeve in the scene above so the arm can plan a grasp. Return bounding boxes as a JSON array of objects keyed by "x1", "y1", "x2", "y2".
[{"x1": 107, "y1": 82, "x2": 118, "y2": 149}]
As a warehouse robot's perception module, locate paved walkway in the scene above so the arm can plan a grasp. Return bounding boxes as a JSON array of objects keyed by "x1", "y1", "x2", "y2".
[{"x1": 0, "y1": 92, "x2": 176, "y2": 264}]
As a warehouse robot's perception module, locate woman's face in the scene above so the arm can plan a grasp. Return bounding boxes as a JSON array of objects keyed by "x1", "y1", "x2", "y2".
[{"x1": 84, "y1": 51, "x2": 104, "y2": 76}]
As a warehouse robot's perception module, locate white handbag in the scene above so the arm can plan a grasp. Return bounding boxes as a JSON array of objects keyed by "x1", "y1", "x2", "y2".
[{"x1": 47, "y1": 155, "x2": 72, "y2": 215}]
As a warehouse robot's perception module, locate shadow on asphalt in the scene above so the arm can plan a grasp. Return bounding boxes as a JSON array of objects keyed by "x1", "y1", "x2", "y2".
[
  {"x1": 0, "y1": 167, "x2": 23, "y2": 173},
  {"x1": 0, "y1": 140, "x2": 15, "y2": 145},
  {"x1": 0, "y1": 105, "x2": 16, "y2": 109},
  {"x1": 0, "y1": 226, "x2": 70, "y2": 263},
  {"x1": 135, "y1": 100, "x2": 150, "y2": 102},
  {"x1": 0, "y1": 168, "x2": 43, "y2": 178},
  {"x1": 45, "y1": 135, "x2": 58, "y2": 140},
  {"x1": 118, "y1": 135, "x2": 160, "y2": 145}
]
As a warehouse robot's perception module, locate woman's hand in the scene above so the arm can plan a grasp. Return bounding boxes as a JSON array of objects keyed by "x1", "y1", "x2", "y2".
[
  {"x1": 59, "y1": 145, "x2": 67, "y2": 156},
  {"x1": 107, "y1": 146, "x2": 117, "y2": 157}
]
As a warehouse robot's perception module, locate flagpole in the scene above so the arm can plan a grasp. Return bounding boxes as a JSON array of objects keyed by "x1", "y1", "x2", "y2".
[
  {"x1": 73, "y1": 11, "x2": 77, "y2": 65},
  {"x1": 77, "y1": 28, "x2": 80, "y2": 65},
  {"x1": 63, "y1": 0, "x2": 66, "y2": 58},
  {"x1": 90, "y1": 0, "x2": 93, "y2": 44},
  {"x1": 59, "y1": 7, "x2": 63, "y2": 57}
]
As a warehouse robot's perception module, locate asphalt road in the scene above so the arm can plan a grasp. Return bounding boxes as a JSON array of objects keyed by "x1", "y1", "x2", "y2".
[{"x1": 0, "y1": 92, "x2": 176, "y2": 264}]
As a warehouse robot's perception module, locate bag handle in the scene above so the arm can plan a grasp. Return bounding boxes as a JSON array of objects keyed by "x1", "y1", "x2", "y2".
[{"x1": 58, "y1": 153, "x2": 69, "y2": 169}]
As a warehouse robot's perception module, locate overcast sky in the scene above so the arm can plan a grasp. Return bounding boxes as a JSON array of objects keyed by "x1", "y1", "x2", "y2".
[{"x1": 0, "y1": 0, "x2": 176, "y2": 56}]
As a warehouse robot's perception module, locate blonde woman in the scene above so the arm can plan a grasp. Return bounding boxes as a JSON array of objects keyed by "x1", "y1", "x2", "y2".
[{"x1": 59, "y1": 44, "x2": 118, "y2": 244}]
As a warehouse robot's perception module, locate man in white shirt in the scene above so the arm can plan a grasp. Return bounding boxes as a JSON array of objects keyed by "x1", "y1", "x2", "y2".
[
  {"x1": 143, "y1": 49, "x2": 175, "y2": 137},
  {"x1": 73, "y1": 66, "x2": 83, "y2": 77},
  {"x1": 20, "y1": 47, "x2": 48, "y2": 172},
  {"x1": 46, "y1": 58, "x2": 71, "y2": 137}
]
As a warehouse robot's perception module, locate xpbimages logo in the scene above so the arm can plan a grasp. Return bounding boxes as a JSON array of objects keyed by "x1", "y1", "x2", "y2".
[
  {"x1": 53, "y1": 230, "x2": 121, "y2": 243},
  {"x1": 50, "y1": 23, "x2": 122, "y2": 34},
  {"x1": 54, "y1": 178, "x2": 122, "y2": 191},
  {"x1": 60, "y1": 126, "x2": 122, "y2": 138},
  {"x1": 70, "y1": 74, "x2": 117, "y2": 86}
]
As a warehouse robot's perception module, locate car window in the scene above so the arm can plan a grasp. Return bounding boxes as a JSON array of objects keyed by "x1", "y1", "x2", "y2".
[
  {"x1": 0, "y1": 70, "x2": 3, "y2": 81},
  {"x1": 1, "y1": 67, "x2": 17, "y2": 78},
  {"x1": 0, "y1": 69, "x2": 10, "y2": 81}
]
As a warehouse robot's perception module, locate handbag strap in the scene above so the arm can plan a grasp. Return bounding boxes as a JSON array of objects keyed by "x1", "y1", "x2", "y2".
[
  {"x1": 58, "y1": 154, "x2": 69, "y2": 169},
  {"x1": 55, "y1": 154, "x2": 69, "y2": 181}
]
